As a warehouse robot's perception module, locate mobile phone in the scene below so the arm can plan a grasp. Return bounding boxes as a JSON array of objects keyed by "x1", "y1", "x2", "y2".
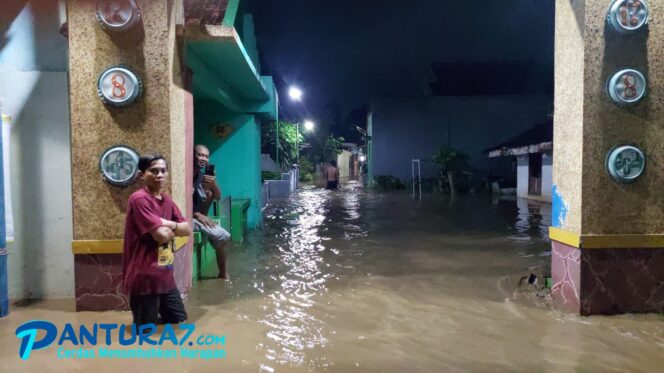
[{"x1": 205, "y1": 164, "x2": 216, "y2": 176}]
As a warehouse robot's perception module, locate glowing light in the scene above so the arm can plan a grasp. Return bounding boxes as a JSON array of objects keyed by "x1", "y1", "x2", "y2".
[
  {"x1": 288, "y1": 86, "x2": 303, "y2": 102},
  {"x1": 304, "y1": 120, "x2": 315, "y2": 131}
]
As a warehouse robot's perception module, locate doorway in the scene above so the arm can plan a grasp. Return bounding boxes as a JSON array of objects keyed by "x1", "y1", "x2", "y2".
[{"x1": 528, "y1": 153, "x2": 542, "y2": 195}]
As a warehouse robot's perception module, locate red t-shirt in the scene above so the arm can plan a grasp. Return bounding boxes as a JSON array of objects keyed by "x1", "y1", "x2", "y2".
[{"x1": 122, "y1": 188, "x2": 186, "y2": 295}]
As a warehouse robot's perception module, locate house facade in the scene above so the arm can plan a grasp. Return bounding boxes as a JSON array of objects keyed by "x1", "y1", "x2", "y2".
[
  {"x1": 366, "y1": 95, "x2": 553, "y2": 184},
  {"x1": 487, "y1": 121, "x2": 553, "y2": 202}
]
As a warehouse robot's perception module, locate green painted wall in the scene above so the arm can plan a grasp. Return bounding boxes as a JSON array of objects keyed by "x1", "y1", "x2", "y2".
[
  {"x1": 222, "y1": 0, "x2": 241, "y2": 27},
  {"x1": 194, "y1": 100, "x2": 262, "y2": 228},
  {"x1": 240, "y1": 14, "x2": 261, "y2": 74}
]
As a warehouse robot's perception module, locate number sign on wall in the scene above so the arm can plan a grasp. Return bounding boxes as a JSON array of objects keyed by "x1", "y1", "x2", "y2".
[
  {"x1": 606, "y1": 145, "x2": 645, "y2": 183},
  {"x1": 606, "y1": 69, "x2": 646, "y2": 106},
  {"x1": 607, "y1": 0, "x2": 649, "y2": 34},
  {"x1": 100, "y1": 145, "x2": 140, "y2": 187},
  {"x1": 96, "y1": 0, "x2": 142, "y2": 32},
  {"x1": 97, "y1": 65, "x2": 143, "y2": 107}
]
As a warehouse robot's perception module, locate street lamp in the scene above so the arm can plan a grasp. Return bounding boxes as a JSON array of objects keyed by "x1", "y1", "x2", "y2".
[
  {"x1": 297, "y1": 120, "x2": 315, "y2": 165},
  {"x1": 288, "y1": 86, "x2": 303, "y2": 102}
]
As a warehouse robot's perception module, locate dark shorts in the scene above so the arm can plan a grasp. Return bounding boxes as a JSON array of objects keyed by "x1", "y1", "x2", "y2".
[
  {"x1": 326, "y1": 180, "x2": 338, "y2": 189},
  {"x1": 130, "y1": 288, "x2": 187, "y2": 326}
]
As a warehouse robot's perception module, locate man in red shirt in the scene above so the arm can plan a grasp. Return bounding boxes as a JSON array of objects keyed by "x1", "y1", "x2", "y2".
[{"x1": 122, "y1": 154, "x2": 192, "y2": 326}]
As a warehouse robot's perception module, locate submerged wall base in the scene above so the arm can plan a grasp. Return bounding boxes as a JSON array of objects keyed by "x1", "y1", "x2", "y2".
[{"x1": 552, "y1": 241, "x2": 664, "y2": 315}]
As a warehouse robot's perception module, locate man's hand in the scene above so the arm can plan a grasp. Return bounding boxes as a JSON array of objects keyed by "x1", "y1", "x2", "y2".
[
  {"x1": 151, "y1": 226, "x2": 176, "y2": 245},
  {"x1": 194, "y1": 212, "x2": 217, "y2": 229},
  {"x1": 202, "y1": 175, "x2": 221, "y2": 200},
  {"x1": 202, "y1": 175, "x2": 217, "y2": 188}
]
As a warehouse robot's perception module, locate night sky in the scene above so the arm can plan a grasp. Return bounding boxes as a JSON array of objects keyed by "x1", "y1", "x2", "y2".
[{"x1": 253, "y1": 0, "x2": 554, "y2": 136}]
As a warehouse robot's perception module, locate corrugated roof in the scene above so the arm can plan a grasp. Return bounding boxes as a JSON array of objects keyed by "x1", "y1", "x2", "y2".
[{"x1": 484, "y1": 120, "x2": 553, "y2": 153}]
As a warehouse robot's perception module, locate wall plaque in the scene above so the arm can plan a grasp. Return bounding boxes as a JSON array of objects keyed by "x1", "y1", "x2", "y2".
[
  {"x1": 210, "y1": 123, "x2": 234, "y2": 139},
  {"x1": 97, "y1": 65, "x2": 143, "y2": 107},
  {"x1": 96, "y1": 0, "x2": 141, "y2": 32},
  {"x1": 606, "y1": 145, "x2": 645, "y2": 183},
  {"x1": 606, "y1": 69, "x2": 646, "y2": 106},
  {"x1": 100, "y1": 145, "x2": 140, "y2": 186},
  {"x1": 607, "y1": 0, "x2": 649, "y2": 34}
]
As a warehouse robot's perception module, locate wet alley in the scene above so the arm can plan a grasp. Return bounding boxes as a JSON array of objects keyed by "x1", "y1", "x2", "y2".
[{"x1": 2, "y1": 183, "x2": 664, "y2": 372}]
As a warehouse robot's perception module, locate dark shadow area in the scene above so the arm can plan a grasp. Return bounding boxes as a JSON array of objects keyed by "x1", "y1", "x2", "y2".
[
  {"x1": 0, "y1": 0, "x2": 28, "y2": 53},
  {"x1": 107, "y1": 19, "x2": 146, "y2": 49},
  {"x1": 570, "y1": 0, "x2": 585, "y2": 37},
  {"x1": 12, "y1": 298, "x2": 74, "y2": 312}
]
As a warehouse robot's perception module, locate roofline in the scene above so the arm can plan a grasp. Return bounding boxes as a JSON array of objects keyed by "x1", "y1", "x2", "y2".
[{"x1": 488, "y1": 142, "x2": 553, "y2": 158}]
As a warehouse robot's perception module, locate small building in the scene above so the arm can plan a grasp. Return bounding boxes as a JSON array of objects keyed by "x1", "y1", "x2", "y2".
[
  {"x1": 338, "y1": 143, "x2": 360, "y2": 181},
  {"x1": 485, "y1": 120, "x2": 553, "y2": 202},
  {"x1": 364, "y1": 95, "x2": 553, "y2": 184}
]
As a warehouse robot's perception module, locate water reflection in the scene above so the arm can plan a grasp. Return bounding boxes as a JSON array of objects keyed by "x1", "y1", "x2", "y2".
[
  {"x1": 503, "y1": 197, "x2": 552, "y2": 262},
  {"x1": 512, "y1": 197, "x2": 551, "y2": 239},
  {"x1": 252, "y1": 185, "x2": 559, "y2": 369},
  {"x1": 257, "y1": 185, "x2": 334, "y2": 366},
  {"x1": 240, "y1": 185, "x2": 663, "y2": 371}
]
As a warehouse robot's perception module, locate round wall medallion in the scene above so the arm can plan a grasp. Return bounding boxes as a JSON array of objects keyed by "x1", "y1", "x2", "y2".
[
  {"x1": 607, "y1": 0, "x2": 649, "y2": 34},
  {"x1": 606, "y1": 145, "x2": 645, "y2": 183},
  {"x1": 96, "y1": 0, "x2": 141, "y2": 32},
  {"x1": 97, "y1": 65, "x2": 143, "y2": 107},
  {"x1": 606, "y1": 69, "x2": 646, "y2": 105},
  {"x1": 100, "y1": 145, "x2": 140, "y2": 186}
]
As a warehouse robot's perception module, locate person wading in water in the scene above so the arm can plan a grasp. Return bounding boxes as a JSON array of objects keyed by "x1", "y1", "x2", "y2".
[{"x1": 326, "y1": 159, "x2": 340, "y2": 189}]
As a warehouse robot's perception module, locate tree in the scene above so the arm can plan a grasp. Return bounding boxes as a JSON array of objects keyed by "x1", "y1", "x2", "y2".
[
  {"x1": 432, "y1": 147, "x2": 470, "y2": 198},
  {"x1": 307, "y1": 134, "x2": 345, "y2": 164},
  {"x1": 323, "y1": 134, "x2": 345, "y2": 162},
  {"x1": 261, "y1": 120, "x2": 303, "y2": 169}
]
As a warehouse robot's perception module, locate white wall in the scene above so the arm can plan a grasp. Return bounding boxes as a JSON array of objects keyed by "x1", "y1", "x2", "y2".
[
  {"x1": 516, "y1": 155, "x2": 529, "y2": 198},
  {"x1": 541, "y1": 151, "x2": 553, "y2": 201},
  {"x1": 1, "y1": 1, "x2": 73, "y2": 298},
  {"x1": 516, "y1": 152, "x2": 552, "y2": 202},
  {"x1": 337, "y1": 150, "x2": 351, "y2": 179}
]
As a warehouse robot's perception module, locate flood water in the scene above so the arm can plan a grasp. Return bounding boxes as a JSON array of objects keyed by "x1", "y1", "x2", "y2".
[{"x1": 2, "y1": 181, "x2": 664, "y2": 372}]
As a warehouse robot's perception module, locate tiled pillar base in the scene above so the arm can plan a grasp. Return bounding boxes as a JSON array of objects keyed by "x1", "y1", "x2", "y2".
[
  {"x1": 551, "y1": 241, "x2": 582, "y2": 313},
  {"x1": 74, "y1": 254, "x2": 128, "y2": 312},
  {"x1": 0, "y1": 255, "x2": 7, "y2": 317},
  {"x1": 552, "y1": 241, "x2": 664, "y2": 315}
]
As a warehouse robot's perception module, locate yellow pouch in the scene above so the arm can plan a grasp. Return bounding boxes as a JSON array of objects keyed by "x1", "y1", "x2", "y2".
[{"x1": 157, "y1": 241, "x2": 174, "y2": 267}]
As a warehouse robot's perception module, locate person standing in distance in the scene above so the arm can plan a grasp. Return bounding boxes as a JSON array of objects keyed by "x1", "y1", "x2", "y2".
[{"x1": 122, "y1": 154, "x2": 191, "y2": 326}]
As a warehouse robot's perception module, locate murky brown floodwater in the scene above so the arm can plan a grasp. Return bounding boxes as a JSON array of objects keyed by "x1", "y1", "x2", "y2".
[{"x1": 2, "y1": 181, "x2": 664, "y2": 372}]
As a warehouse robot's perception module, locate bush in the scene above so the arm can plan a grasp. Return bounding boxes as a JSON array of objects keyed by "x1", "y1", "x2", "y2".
[
  {"x1": 372, "y1": 175, "x2": 406, "y2": 191},
  {"x1": 298, "y1": 157, "x2": 315, "y2": 182},
  {"x1": 261, "y1": 171, "x2": 280, "y2": 182}
]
